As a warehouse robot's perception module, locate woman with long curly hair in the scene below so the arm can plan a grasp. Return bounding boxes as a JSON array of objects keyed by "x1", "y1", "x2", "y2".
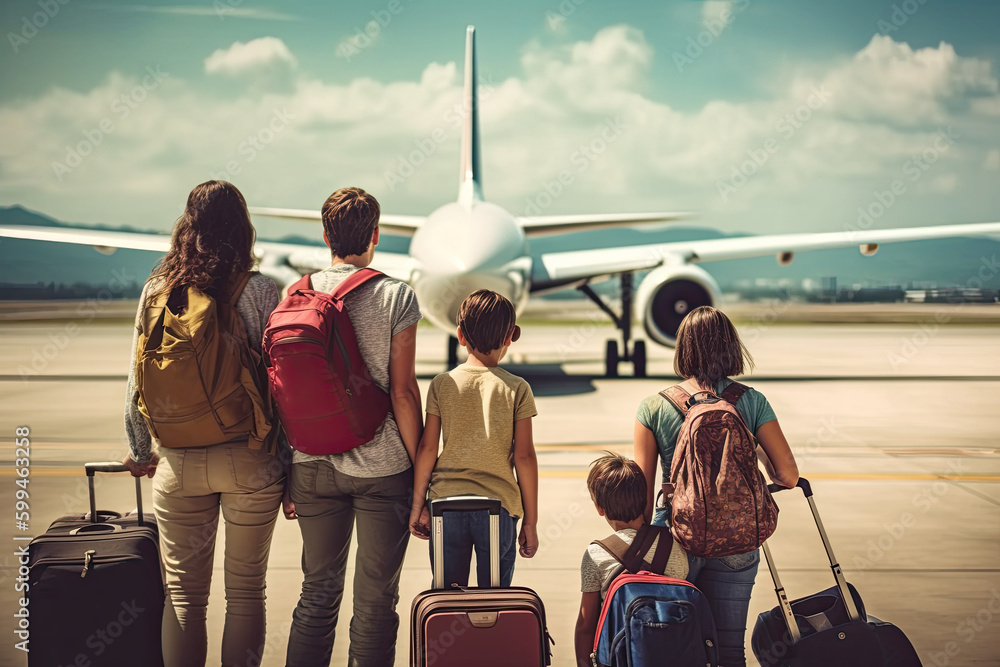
[{"x1": 123, "y1": 180, "x2": 285, "y2": 667}]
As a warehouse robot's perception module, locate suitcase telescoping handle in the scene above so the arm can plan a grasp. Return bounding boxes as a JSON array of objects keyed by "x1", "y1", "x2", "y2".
[
  {"x1": 430, "y1": 496, "x2": 502, "y2": 590},
  {"x1": 761, "y1": 477, "x2": 861, "y2": 644},
  {"x1": 85, "y1": 462, "x2": 146, "y2": 527}
]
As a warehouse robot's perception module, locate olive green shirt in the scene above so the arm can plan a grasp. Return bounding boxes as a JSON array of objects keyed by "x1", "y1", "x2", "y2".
[{"x1": 426, "y1": 365, "x2": 538, "y2": 518}]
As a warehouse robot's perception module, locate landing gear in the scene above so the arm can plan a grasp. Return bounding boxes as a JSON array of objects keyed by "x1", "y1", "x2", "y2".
[
  {"x1": 447, "y1": 335, "x2": 460, "y2": 369},
  {"x1": 579, "y1": 272, "x2": 647, "y2": 378},
  {"x1": 633, "y1": 340, "x2": 647, "y2": 378},
  {"x1": 605, "y1": 340, "x2": 619, "y2": 378}
]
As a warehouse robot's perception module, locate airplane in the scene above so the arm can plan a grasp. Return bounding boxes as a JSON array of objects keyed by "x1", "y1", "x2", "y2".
[{"x1": 3, "y1": 26, "x2": 1000, "y2": 377}]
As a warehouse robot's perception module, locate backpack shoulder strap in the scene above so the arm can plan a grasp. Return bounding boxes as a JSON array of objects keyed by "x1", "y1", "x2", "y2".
[
  {"x1": 228, "y1": 272, "x2": 254, "y2": 307},
  {"x1": 621, "y1": 525, "x2": 660, "y2": 573},
  {"x1": 720, "y1": 381, "x2": 750, "y2": 406},
  {"x1": 659, "y1": 384, "x2": 693, "y2": 415},
  {"x1": 591, "y1": 533, "x2": 630, "y2": 567},
  {"x1": 331, "y1": 268, "x2": 384, "y2": 300},
  {"x1": 287, "y1": 274, "x2": 312, "y2": 295},
  {"x1": 644, "y1": 525, "x2": 675, "y2": 575}
]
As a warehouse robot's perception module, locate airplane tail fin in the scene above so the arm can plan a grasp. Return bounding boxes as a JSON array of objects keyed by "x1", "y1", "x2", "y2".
[{"x1": 458, "y1": 25, "x2": 483, "y2": 208}]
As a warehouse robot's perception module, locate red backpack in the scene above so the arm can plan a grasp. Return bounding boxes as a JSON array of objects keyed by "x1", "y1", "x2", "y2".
[
  {"x1": 263, "y1": 269, "x2": 390, "y2": 455},
  {"x1": 661, "y1": 382, "x2": 778, "y2": 558}
]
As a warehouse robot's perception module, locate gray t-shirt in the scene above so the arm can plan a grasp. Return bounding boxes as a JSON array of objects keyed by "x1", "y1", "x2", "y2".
[
  {"x1": 580, "y1": 528, "x2": 689, "y2": 598},
  {"x1": 291, "y1": 264, "x2": 422, "y2": 478}
]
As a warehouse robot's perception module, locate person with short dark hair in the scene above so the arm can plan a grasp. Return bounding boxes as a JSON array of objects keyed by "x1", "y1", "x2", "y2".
[
  {"x1": 573, "y1": 452, "x2": 689, "y2": 666},
  {"x1": 634, "y1": 306, "x2": 798, "y2": 667},
  {"x1": 409, "y1": 289, "x2": 539, "y2": 588},
  {"x1": 285, "y1": 186, "x2": 424, "y2": 667}
]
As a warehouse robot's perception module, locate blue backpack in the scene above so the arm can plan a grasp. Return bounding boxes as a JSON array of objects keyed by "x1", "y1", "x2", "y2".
[{"x1": 591, "y1": 524, "x2": 719, "y2": 667}]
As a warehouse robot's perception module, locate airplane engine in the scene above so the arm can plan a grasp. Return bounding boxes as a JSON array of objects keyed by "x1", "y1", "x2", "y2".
[{"x1": 635, "y1": 264, "x2": 721, "y2": 347}]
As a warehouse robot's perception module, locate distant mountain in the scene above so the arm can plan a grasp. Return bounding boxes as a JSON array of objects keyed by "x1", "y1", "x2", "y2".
[{"x1": 1, "y1": 205, "x2": 998, "y2": 300}]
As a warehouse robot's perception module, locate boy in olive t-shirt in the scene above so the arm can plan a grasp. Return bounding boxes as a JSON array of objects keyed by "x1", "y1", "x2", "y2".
[{"x1": 409, "y1": 290, "x2": 539, "y2": 588}]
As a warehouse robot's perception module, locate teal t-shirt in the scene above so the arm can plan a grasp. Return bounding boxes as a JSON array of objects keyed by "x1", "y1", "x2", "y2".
[{"x1": 636, "y1": 379, "x2": 777, "y2": 484}]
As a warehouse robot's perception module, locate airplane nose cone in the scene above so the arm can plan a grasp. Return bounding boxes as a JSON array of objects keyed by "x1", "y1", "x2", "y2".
[{"x1": 410, "y1": 202, "x2": 525, "y2": 276}]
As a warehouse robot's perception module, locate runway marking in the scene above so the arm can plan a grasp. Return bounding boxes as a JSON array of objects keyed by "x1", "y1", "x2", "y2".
[{"x1": 536, "y1": 444, "x2": 631, "y2": 452}]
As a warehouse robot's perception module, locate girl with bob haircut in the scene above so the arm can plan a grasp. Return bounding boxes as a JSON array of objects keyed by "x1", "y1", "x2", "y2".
[
  {"x1": 633, "y1": 305, "x2": 798, "y2": 667},
  {"x1": 123, "y1": 180, "x2": 286, "y2": 667}
]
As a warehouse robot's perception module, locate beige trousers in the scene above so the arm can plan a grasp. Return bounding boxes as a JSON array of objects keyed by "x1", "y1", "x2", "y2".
[{"x1": 152, "y1": 442, "x2": 284, "y2": 667}]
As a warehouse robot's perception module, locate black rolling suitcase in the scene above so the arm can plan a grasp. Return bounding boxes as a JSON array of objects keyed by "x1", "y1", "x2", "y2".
[
  {"x1": 27, "y1": 462, "x2": 164, "y2": 667},
  {"x1": 751, "y1": 478, "x2": 921, "y2": 667}
]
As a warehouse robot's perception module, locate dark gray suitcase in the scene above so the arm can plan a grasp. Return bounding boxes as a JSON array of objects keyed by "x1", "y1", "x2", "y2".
[
  {"x1": 409, "y1": 496, "x2": 553, "y2": 667},
  {"x1": 751, "y1": 478, "x2": 921, "y2": 667},
  {"x1": 27, "y1": 462, "x2": 164, "y2": 667}
]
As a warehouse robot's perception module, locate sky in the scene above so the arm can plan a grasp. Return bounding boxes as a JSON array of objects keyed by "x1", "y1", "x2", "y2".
[{"x1": 1, "y1": 0, "x2": 999, "y2": 239}]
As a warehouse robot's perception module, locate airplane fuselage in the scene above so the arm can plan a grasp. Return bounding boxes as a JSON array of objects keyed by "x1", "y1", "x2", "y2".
[{"x1": 408, "y1": 200, "x2": 532, "y2": 333}]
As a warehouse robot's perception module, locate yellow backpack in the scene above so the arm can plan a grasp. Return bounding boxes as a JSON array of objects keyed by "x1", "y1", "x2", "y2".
[{"x1": 136, "y1": 272, "x2": 274, "y2": 452}]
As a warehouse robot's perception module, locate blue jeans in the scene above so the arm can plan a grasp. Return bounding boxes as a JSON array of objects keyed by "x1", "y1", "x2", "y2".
[
  {"x1": 429, "y1": 508, "x2": 518, "y2": 588},
  {"x1": 653, "y1": 508, "x2": 760, "y2": 667},
  {"x1": 686, "y1": 551, "x2": 760, "y2": 667}
]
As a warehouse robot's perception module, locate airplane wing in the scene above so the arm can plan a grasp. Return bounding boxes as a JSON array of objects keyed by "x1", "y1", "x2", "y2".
[
  {"x1": 0, "y1": 225, "x2": 415, "y2": 284},
  {"x1": 517, "y1": 212, "x2": 691, "y2": 237},
  {"x1": 537, "y1": 221, "x2": 1000, "y2": 286},
  {"x1": 255, "y1": 240, "x2": 415, "y2": 283},
  {"x1": 0, "y1": 224, "x2": 171, "y2": 253},
  {"x1": 249, "y1": 207, "x2": 424, "y2": 237}
]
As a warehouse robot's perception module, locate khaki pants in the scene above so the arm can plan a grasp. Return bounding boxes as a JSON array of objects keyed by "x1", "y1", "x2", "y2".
[
  {"x1": 153, "y1": 443, "x2": 284, "y2": 667},
  {"x1": 286, "y1": 461, "x2": 412, "y2": 667}
]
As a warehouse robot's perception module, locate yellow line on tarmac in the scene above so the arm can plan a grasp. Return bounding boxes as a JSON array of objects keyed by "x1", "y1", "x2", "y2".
[
  {"x1": 3, "y1": 468, "x2": 998, "y2": 483},
  {"x1": 535, "y1": 444, "x2": 631, "y2": 452},
  {"x1": 0, "y1": 468, "x2": 95, "y2": 477}
]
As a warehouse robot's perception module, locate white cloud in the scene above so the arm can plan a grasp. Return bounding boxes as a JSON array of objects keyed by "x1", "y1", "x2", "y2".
[
  {"x1": 204, "y1": 37, "x2": 298, "y2": 76},
  {"x1": 335, "y1": 21, "x2": 382, "y2": 61},
  {"x1": 1, "y1": 29, "x2": 998, "y2": 236},
  {"x1": 816, "y1": 35, "x2": 998, "y2": 126}
]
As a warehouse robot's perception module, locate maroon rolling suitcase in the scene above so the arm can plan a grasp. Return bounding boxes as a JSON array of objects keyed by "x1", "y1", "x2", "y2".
[{"x1": 410, "y1": 496, "x2": 553, "y2": 667}]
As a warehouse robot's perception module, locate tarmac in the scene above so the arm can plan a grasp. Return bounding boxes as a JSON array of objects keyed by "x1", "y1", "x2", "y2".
[{"x1": 0, "y1": 307, "x2": 998, "y2": 666}]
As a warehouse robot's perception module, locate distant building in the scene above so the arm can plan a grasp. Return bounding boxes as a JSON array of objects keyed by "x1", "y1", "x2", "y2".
[{"x1": 906, "y1": 288, "x2": 1000, "y2": 304}]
